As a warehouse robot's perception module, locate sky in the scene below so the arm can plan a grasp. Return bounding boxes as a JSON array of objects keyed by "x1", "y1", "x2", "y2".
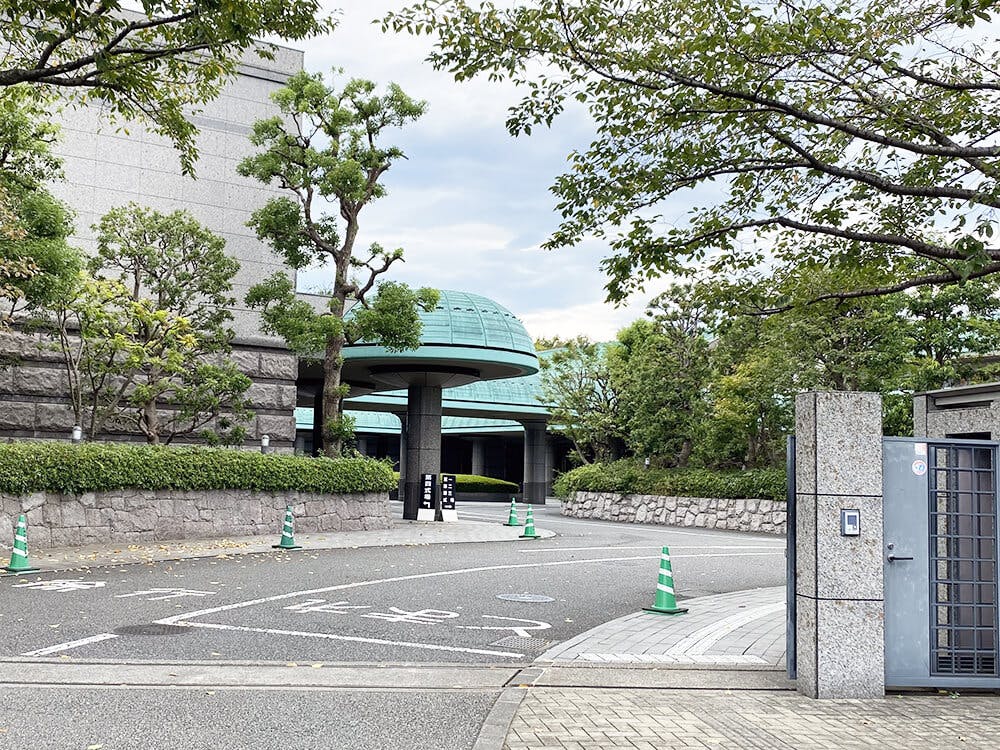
[{"x1": 288, "y1": 0, "x2": 678, "y2": 342}]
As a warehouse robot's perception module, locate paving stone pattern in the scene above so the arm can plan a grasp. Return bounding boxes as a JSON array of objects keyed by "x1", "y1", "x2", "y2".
[
  {"x1": 538, "y1": 587, "x2": 786, "y2": 667},
  {"x1": 505, "y1": 688, "x2": 1000, "y2": 749},
  {"x1": 563, "y1": 492, "x2": 786, "y2": 535}
]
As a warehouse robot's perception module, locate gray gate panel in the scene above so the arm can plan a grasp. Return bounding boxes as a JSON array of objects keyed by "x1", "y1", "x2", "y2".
[
  {"x1": 786, "y1": 435, "x2": 796, "y2": 681},
  {"x1": 884, "y1": 437, "x2": 1000, "y2": 689},
  {"x1": 884, "y1": 438, "x2": 931, "y2": 687}
]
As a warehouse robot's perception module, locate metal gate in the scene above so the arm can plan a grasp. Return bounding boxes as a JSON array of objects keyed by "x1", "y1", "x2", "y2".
[{"x1": 884, "y1": 438, "x2": 1000, "y2": 689}]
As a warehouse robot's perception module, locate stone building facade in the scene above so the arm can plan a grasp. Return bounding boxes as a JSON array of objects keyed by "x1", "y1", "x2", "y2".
[
  {"x1": 1, "y1": 45, "x2": 304, "y2": 450},
  {"x1": 913, "y1": 383, "x2": 1000, "y2": 440}
]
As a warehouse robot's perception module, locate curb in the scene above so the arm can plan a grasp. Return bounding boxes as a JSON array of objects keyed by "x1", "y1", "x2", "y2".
[
  {"x1": 3, "y1": 522, "x2": 556, "y2": 574},
  {"x1": 471, "y1": 686, "x2": 528, "y2": 750}
]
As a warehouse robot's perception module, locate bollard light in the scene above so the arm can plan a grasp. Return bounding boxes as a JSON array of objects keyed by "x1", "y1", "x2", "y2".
[
  {"x1": 260, "y1": 434, "x2": 270, "y2": 453},
  {"x1": 644, "y1": 456, "x2": 651, "y2": 470},
  {"x1": 71, "y1": 425, "x2": 83, "y2": 444}
]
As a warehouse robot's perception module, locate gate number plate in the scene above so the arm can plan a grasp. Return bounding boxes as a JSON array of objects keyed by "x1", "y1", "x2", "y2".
[{"x1": 841, "y1": 509, "x2": 861, "y2": 536}]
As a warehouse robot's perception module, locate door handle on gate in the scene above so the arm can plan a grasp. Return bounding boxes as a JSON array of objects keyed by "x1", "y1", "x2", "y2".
[{"x1": 887, "y1": 554, "x2": 914, "y2": 562}]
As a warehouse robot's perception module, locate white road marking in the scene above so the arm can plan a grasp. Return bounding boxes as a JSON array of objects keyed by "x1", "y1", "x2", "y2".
[
  {"x1": 115, "y1": 588, "x2": 215, "y2": 601},
  {"x1": 458, "y1": 511, "x2": 780, "y2": 541},
  {"x1": 12, "y1": 579, "x2": 106, "y2": 592},
  {"x1": 360, "y1": 608, "x2": 460, "y2": 625},
  {"x1": 517, "y1": 545, "x2": 782, "y2": 553},
  {"x1": 153, "y1": 554, "x2": 668, "y2": 626},
  {"x1": 457, "y1": 615, "x2": 551, "y2": 638},
  {"x1": 185, "y1": 622, "x2": 525, "y2": 659},
  {"x1": 22, "y1": 632, "x2": 118, "y2": 656}
]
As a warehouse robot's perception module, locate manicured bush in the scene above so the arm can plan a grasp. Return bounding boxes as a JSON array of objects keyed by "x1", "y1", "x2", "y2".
[
  {"x1": 390, "y1": 472, "x2": 520, "y2": 494},
  {"x1": 0, "y1": 441, "x2": 396, "y2": 495},
  {"x1": 553, "y1": 460, "x2": 786, "y2": 502},
  {"x1": 453, "y1": 474, "x2": 519, "y2": 494}
]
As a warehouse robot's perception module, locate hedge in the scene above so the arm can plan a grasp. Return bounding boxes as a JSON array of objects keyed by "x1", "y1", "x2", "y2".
[
  {"x1": 553, "y1": 460, "x2": 786, "y2": 502},
  {"x1": 452, "y1": 474, "x2": 519, "y2": 494},
  {"x1": 391, "y1": 472, "x2": 520, "y2": 494},
  {"x1": 0, "y1": 442, "x2": 397, "y2": 496}
]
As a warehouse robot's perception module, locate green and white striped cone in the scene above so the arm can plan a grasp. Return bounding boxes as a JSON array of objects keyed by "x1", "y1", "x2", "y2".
[
  {"x1": 272, "y1": 506, "x2": 302, "y2": 550},
  {"x1": 4, "y1": 514, "x2": 40, "y2": 575},
  {"x1": 503, "y1": 498, "x2": 522, "y2": 527},
  {"x1": 519, "y1": 506, "x2": 540, "y2": 539},
  {"x1": 643, "y1": 546, "x2": 688, "y2": 615}
]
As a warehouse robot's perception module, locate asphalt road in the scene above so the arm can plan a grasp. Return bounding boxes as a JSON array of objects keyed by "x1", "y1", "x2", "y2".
[{"x1": 0, "y1": 501, "x2": 786, "y2": 749}]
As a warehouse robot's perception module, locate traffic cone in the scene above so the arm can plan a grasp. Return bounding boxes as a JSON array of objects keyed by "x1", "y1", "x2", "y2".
[
  {"x1": 4, "y1": 514, "x2": 40, "y2": 575},
  {"x1": 503, "y1": 498, "x2": 522, "y2": 527},
  {"x1": 643, "y1": 546, "x2": 688, "y2": 615},
  {"x1": 519, "y1": 506, "x2": 540, "y2": 539},
  {"x1": 272, "y1": 506, "x2": 302, "y2": 550}
]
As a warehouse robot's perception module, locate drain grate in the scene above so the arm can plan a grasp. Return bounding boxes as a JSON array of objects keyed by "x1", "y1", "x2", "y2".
[
  {"x1": 490, "y1": 635, "x2": 556, "y2": 650},
  {"x1": 113, "y1": 623, "x2": 192, "y2": 636},
  {"x1": 495, "y1": 593, "x2": 555, "y2": 603}
]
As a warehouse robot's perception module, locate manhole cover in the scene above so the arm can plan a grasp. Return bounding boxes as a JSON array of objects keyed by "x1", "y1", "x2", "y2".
[
  {"x1": 490, "y1": 636, "x2": 556, "y2": 650},
  {"x1": 113, "y1": 623, "x2": 192, "y2": 636},
  {"x1": 496, "y1": 593, "x2": 555, "y2": 603}
]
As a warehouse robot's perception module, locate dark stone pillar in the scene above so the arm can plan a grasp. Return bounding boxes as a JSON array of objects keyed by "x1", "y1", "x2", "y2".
[
  {"x1": 521, "y1": 420, "x2": 548, "y2": 504},
  {"x1": 311, "y1": 390, "x2": 323, "y2": 457},
  {"x1": 394, "y1": 413, "x2": 407, "y2": 503},
  {"x1": 546, "y1": 436, "x2": 557, "y2": 496},
  {"x1": 357, "y1": 436, "x2": 371, "y2": 456},
  {"x1": 402, "y1": 385, "x2": 442, "y2": 520},
  {"x1": 470, "y1": 437, "x2": 486, "y2": 476}
]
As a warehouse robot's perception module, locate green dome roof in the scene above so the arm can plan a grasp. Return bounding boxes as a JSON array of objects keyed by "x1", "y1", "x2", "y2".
[
  {"x1": 342, "y1": 290, "x2": 539, "y2": 391},
  {"x1": 412, "y1": 290, "x2": 535, "y2": 351}
]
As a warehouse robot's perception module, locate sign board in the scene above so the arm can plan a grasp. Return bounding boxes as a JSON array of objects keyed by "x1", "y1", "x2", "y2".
[
  {"x1": 439, "y1": 473, "x2": 457, "y2": 522},
  {"x1": 417, "y1": 473, "x2": 437, "y2": 521}
]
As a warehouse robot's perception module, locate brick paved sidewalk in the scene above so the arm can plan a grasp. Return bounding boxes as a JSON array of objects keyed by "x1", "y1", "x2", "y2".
[
  {"x1": 505, "y1": 688, "x2": 1000, "y2": 749},
  {"x1": 537, "y1": 587, "x2": 786, "y2": 668}
]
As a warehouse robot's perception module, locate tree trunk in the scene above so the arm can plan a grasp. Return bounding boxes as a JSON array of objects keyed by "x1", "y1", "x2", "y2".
[
  {"x1": 321, "y1": 334, "x2": 345, "y2": 457},
  {"x1": 677, "y1": 439, "x2": 692, "y2": 468}
]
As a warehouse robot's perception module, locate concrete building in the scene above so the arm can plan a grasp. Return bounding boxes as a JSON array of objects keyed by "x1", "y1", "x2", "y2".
[
  {"x1": 914, "y1": 383, "x2": 1000, "y2": 439},
  {"x1": 0, "y1": 44, "x2": 562, "y2": 502},
  {"x1": 1, "y1": 44, "x2": 304, "y2": 450}
]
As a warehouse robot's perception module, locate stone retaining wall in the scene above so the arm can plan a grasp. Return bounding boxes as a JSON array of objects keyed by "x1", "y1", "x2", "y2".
[
  {"x1": 561, "y1": 491, "x2": 786, "y2": 535},
  {"x1": 0, "y1": 331, "x2": 298, "y2": 450},
  {"x1": 0, "y1": 489, "x2": 391, "y2": 549}
]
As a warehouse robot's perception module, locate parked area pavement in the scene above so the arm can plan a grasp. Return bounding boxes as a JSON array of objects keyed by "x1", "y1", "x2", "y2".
[
  {"x1": 12, "y1": 511, "x2": 554, "y2": 572},
  {"x1": 5, "y1": 501, "x2": 999, "y2": 749}
]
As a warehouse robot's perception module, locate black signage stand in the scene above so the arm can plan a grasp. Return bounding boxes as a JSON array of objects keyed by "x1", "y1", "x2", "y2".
[
  {"x1": 417, "y1": 473, "x2": 437, "y2": 521},
  {"x1": 439, "y1": 474, "x2": 457, "y2": 522}
]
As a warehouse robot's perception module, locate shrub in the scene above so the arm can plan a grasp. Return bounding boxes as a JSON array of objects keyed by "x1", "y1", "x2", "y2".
[
  {"x1": 453, "y1": 474, "x2": 519, "y2": 494},
  {"x1": 553, "y1": 460, "x2": 786, "y2": 502},
  {"x1": 0, "y1": 441, "x2": 396, "y2": 495},
  {"x1": 390, "y1": 472, "x2": 520, "y2": 494}
]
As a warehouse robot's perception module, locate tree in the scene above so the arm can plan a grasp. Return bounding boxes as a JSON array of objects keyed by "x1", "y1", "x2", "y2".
[
  {"x1": 0, "y1": 1, "x2": 334, "y2": 173},
  {"x1": 616, "y1": 286, "x2": 713, "y2": 467},
  {"x1": 0, "y1": 88, "x2": 81, "y2": 326},
  {"x1": 50, "y1": 204, "x2": 252, "y2": 443},
  {"x1": 534, "y1": 335, "x2": 572, "y2": 351},
  {"x1": 0, "y1": 188, "x2": 81, "y2": 327},
  {"x1": 904, "y1": 280, "x2": 1000, "y2": 391},
  {"x1": 538, "y1": 337, "x2": 627, "y2": 464},
  {"x1": 239, "y1": 71, "x2": 439, "y2": 457},
  {"x1": 386, "y1": 0, "x2": 1000, "y2": 306}
]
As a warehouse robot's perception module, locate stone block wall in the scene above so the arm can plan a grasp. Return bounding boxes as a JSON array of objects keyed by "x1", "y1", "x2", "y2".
[
  {"x1": 561, "y1": 491, "x2": 786, "y2": 535},
  {"x1": 0, "y1": 331, "x2": 297, "y2": 451},
  {"x1": 0, "y1": 489, "x2": 391, "y2": 549}
]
